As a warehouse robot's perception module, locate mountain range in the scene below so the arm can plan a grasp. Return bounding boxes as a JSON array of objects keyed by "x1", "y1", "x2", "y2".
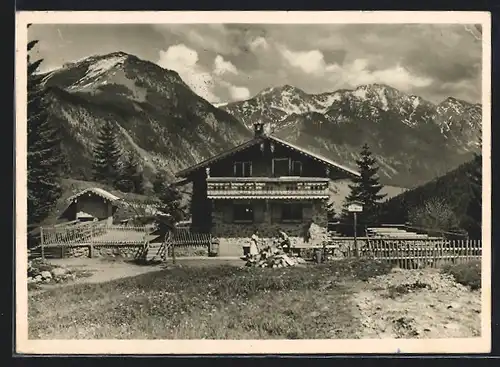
[
  {"x1": 39, "y1": 51, "x2": 482, "y2": 189},
  {"x1": 220, "y1": 84, "x2": 481, "y2": 187}
]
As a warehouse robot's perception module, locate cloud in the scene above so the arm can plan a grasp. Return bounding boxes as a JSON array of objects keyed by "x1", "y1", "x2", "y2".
[
  {"x1": 157, "y1": 44, "x2": 250, "y2": 103},
  {"x1": 228, "y1": 85, "x2": 251, "y2": 100},
  {"x1": 213, "y1": 55, "x2": 238, "y2": 76},
  {"x1": 340, "y1": 60, "x2": 433, "y2": 92},
  {"x1": 157, "y1": 44, "x2": 217, "y2": 101},
  {"x1": 278, "y1": 44, "x2": 433, "y2": 93},
  {"x1": 279, "y1": 46, "x2": 329, "y2": 75},
  {"x1": 249, "y1": 36, "x2": 270, "y2": 52}
]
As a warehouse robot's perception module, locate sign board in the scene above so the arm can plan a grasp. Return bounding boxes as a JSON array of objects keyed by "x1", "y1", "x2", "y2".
[{"x1": 347, "y1": 203, "x2": 363, "y2": 212}]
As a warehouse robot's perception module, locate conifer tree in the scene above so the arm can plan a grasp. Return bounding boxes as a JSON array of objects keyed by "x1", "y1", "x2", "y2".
[
  {"x1": 27, "y1": 30, "x2": 64, "y2": 226},
  {"x1": 152, "y1": 171, "x2": 166, "y2": 195},
  {"x1": 116, "y1": 152, "x2": 144, "y2": 194},
  {"x1": 342, "y1": 143, "x2": 386, "y2": 226},
  {"x1": 92, "y1": 120, "x2": 123, "y2": 187},
  {"x1": 150, "y1": 173, "x2": 187, "y2": 242}
]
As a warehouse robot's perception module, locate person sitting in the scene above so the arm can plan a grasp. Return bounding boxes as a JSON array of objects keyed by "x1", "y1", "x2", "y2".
[{"x1": 277, "y1": 229, "x2": 291, "y2": 253}]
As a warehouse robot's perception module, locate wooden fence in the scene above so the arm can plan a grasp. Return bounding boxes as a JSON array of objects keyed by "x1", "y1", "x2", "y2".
[
  {"x1": 327, "y1": 237, "x2": 482, "y2": 269},
  {"x1": 166, "y1": 228, "x2": 217, "y2": 257},
  {"x1": 35, "y1": 220, "x2": 154, "y2": 259}
]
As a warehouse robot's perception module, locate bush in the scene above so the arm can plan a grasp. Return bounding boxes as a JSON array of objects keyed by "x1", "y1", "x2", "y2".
[{"x1": 442, "y1": 260, "x2": 481, "y2": 290}]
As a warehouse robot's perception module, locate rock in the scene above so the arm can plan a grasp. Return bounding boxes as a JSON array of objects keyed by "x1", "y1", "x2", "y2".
[
  {"x1": 51, "y1": 267, "x2": 68, "y2": 277},
  {"x1": 447, "y1": 302, "x2": 461, "y2": 310},
  {"x1": 34, "y1": 275, "x2": 42, "y2": 282},
  {"x1": 43, "y1": 278, "x2": 51, "y2": 283},
  {"x1": 27, "y1": 277, "x2": 34, "y2": 283},
  {"x1": 40, "y1": 271, "x2": 52, "y2": 279}
]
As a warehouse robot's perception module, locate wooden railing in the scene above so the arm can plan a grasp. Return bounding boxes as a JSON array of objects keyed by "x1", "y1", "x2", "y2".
[
  {"x1": 206, "y1": 177, "x2": 329, "y2": 199},
  {"x1": 41, "y1": 220, "x2": 109, "y2": 247},
  {"x1": 327, "y1": 237, "x2": 482, "y2": 268}
]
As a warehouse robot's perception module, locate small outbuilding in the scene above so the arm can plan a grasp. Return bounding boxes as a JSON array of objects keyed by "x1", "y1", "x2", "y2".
[{"x1": 60, "y1": 188, "x2": 121, "y2": 225}]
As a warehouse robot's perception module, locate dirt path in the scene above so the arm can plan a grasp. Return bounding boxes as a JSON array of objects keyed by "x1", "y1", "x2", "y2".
[
  {"x1": 35, "y1": 257, "x2": 246, "y2": 291},
  {"x1": 351, "y1": 268, "x2": 482, "y2": 339}
]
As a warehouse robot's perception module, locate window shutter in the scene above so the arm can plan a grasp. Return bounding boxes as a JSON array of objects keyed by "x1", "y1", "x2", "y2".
[
  {"x1": 223, "y1": 203, "x2": 233, "y2": 223},
  {"x1": 303, "y1": 203, "x2": 313, "y2": 221},
  {"x1": 271, "y1": 203, "x2": 282, "y2": 223}
]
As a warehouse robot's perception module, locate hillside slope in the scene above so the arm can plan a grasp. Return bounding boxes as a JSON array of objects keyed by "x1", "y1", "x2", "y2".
[
  {"x1": 378, "y1": 156, "x2": 481, "y2": 236},
  {"x1": 42, "y1": 52, "x2": 252, "y2": 184}
]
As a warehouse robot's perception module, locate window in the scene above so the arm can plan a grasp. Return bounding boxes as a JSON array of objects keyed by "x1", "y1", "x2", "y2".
[
  {"x1": 234, "y1": 161, "x2": 252, "y2": 177},
  {"x1": 233, "y1": 203, "x2": 254, "y2": 222},
  {"x1": 291, "y1": 161, "x2": 302, "y2": 176},
  {"x1": 281, "y1": 203, "x2": 303, "y2": 222},
  {"x1": 273, "y1": 158, "x2": 290, "y2": 177}
]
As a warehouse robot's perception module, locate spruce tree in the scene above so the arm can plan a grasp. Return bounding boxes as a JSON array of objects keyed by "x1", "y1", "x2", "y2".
[
  {"x1": 342, "y1": 143, "x2": 386, "y2": 226},
  {"x1": 27, "y1": 32, "x2": 64, "y2": 226},
  {"x1": 152, "y1": 171, "x2": 166, "y2": 195},
  {"x1": 116, "y1": 152, "x2": 144, "y2": 194},
  {"x1": 92, "y1": 120, "x2": 123, "y2": 187}
]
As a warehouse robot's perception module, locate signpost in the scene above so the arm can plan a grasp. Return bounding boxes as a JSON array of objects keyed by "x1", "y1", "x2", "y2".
[{"x1": 347, "y1": 201, "x2": 363, "y2": 257}]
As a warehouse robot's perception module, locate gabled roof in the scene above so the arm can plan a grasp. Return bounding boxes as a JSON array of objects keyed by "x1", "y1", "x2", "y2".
[
  {"x1": 268, "y1": 135, "x2": 360, "y2": 177},
  {"x1": 175, "y1": 134, "x2": 360, "y2": 178},
  {"x1": 67, "y1": 187, "x2": 121, "y2": 203}
]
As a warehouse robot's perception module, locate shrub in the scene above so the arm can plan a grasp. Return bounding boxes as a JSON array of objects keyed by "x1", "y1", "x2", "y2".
[{"x1": 442, "y1": 260, "x2": 481, "y2": 290}]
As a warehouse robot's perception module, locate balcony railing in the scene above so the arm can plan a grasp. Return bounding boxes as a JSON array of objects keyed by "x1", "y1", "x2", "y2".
[{"x1": 206, "y1": 177, "x2": 330, "y2": 199}]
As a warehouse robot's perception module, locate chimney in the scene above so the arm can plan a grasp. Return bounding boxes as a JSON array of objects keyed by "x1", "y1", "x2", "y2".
[{"x1": 253, "y1": 121, "x2": 265, "y2": 137}]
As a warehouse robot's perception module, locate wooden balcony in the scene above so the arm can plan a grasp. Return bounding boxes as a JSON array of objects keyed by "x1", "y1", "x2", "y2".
[{"x1": 206, "y1": 177, "x2": 330, "y2": 199}]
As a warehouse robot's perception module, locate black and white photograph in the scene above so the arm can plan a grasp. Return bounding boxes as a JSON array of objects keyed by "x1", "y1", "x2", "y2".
[{"x1": 15, "y1": 11, "x2": 491, "y2": 354}]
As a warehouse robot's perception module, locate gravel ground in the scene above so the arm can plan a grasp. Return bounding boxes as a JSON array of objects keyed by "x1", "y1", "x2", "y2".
[{"x1": 353, "y1": 267, "x2": 481, "y2": 338}]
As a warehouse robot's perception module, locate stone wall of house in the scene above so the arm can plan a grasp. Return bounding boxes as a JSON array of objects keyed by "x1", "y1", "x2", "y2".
[{"x1": 213, "y1": 200, "x2": 328, "y2": 257}]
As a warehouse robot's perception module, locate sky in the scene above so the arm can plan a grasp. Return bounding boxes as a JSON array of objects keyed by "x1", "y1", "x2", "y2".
[{"x1": 28, "y1": 23, "x2": 482, "y2": 104}]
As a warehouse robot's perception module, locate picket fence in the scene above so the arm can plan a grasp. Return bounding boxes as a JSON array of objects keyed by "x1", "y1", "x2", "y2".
[
  {"x1": 34, "y1": 220, "x2": 154, "y2": 259},
  {"x1": 328, "y1": 237, "x2": 482, "y2": 269}
]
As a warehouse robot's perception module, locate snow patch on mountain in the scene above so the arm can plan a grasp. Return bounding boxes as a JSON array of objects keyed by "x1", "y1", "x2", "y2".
[
  {"x1": 353, "y1": 88, "x2": 368, "y2": 101},
  {"x1": 68, "y1": 54, "x2": 127, "y2": 90}
]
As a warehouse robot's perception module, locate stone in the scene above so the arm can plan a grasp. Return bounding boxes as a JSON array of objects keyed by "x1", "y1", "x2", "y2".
[
  {"x1": 40, "y1": 271, "x2": 52, "y2": 279},
  {"x1": 44, "y1": 278, "x2": 51, "y2": 283},
  {"x1": 27, "y1": 277, "x2": 33, "y2": 283},
  {"x1": 447, "y1": 302, "x2": 461, "y2": 310},
  {"x1": 51, "y1": 267, "x2": 68, "y2": 277},
  {"x1": 34, "y1": 275, "x2": 42, "y2": 282}
]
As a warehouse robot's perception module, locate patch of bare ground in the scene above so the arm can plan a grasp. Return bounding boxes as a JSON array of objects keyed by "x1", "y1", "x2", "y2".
[{"x1": 352, "y1": 268, "x2": 481, "y2": 339}]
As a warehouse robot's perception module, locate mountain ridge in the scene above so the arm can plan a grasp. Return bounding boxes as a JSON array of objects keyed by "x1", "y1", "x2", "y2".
[
  {"x1": 220, "y1": 81, "x2": 481, "y2": 187},
  {"x1": 40, "y1": 51, "x2": 481, "y2": 189}
]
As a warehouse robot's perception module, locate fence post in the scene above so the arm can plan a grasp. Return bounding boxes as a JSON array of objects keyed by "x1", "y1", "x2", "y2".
[{"x1": 40, "y1": 226, "x2": 45, "y2": 260}]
